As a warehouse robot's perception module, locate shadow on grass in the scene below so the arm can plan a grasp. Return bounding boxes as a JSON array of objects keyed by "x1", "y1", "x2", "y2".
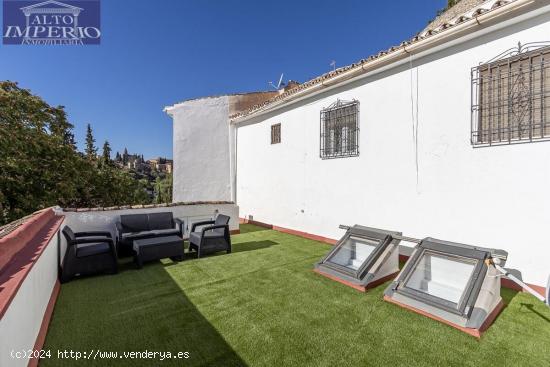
[
  {"x1": 43, "y1": 261, "x2": 247, "y2": 367},
  {"x1": 232, "y1": 240, "x2": 278, "y2": 253},
  {"x1": 238, "y1": 224, "x2": 270, "y2": 234},
  {"x1": 519, "y1": 302, "x2": 550, "y2": 323},
  {"x1": 182, "y1": 240, "x2": 279, "y2": 260}
]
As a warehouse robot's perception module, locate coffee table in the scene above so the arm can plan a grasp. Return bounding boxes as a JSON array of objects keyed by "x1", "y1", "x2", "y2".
[{"x1": 133, "y1": 235, "x2": 184, "y2": 268}]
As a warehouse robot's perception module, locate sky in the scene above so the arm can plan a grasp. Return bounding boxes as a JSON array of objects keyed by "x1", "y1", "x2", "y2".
[{"x1": 0, "y1": 0, "x2": 445, "y2": 159}]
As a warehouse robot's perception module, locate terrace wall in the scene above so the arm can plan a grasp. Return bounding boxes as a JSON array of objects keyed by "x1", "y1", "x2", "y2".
[
  {"x1": 236, "y1": 8, "x2": 550, "y2": 287},
  {"x1": 0, "y1": 208, "x2": 64, "y2": 367}
]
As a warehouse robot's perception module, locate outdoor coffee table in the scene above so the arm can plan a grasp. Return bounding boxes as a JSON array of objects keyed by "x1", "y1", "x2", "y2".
[{"x1": 133, "y1": 235, "x2": 184, "y2": 268}]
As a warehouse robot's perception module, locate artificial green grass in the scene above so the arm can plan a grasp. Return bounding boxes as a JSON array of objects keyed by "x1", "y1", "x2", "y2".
[{"x1": 42, "y1": 224, "x2": 550, "y2": 366}]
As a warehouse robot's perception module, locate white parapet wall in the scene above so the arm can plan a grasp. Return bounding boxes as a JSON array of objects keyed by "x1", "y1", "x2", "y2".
[{"x1": 0, "y1": 209, "x2": 63, "y2": 367}]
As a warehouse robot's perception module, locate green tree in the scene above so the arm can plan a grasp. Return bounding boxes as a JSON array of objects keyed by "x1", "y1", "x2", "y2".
[
  {"x1": 0, "y1": 81, "x2": 80, "y2": 222},
  {"x1": 0, "y1": 81, "x2": 153, "y2": 224},
  {"x1": 102, "y1": 140, "x2": 112, "y2": 166},
  {"x1": 85, "y1": 123, "x2": 97, "y2": 160},
  {"x1": 447, "y1": 0, "x2": 459, "y2": 8},
  {"x1": 153, "y1": 174, "x2": 172, "y2": 204}
]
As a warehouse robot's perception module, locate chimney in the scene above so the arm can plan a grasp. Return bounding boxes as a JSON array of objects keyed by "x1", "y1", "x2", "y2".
[{"x1": 282, "y1": 80, "x2": 300, "y2": 93}]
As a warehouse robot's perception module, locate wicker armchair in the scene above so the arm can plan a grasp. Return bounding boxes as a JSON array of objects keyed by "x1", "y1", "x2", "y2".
[
  {"x1": 60, "y1": 226, "x2": 118, "y2": 283},
  {"x1": 188, "y1": 214, "x2": 231, "y2": 258}
]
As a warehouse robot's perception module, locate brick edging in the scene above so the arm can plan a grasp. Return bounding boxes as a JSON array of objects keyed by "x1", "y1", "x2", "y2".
[
  {"x1": 0, "y1": 211, "x2": 64, "y2": 319},
  {"x1": 29, "y1": 280, "x2": 60, "y2": 367},
  {"x1": 240, "y1": 218, "x2": 547, "y2": 296}
]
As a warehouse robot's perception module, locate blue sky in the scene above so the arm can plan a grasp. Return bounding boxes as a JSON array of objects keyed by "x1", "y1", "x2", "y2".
[{"x1": 0, "y1": 0, "x2": 445, "y2": 159}]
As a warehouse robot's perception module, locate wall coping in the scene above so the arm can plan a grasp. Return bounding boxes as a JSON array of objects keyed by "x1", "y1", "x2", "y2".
[
  {"x1": 0, "y1": 208, "x2": 64, "y2": 319},
  {"x1": 62, "y1": 201, "x2": 235, "y2": 212}
]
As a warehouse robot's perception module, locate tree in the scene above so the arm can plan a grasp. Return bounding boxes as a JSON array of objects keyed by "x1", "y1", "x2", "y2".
[
  {"x1": 122, "y1": 147, "x2": 128, "y2": 165},
  {"x1": 102, "y1": 140, "x2": 112, "y2": 165},
  {"x1": 1, "y1": 81, "x2": 80, "y2": 222},
  {"x1": 447, "y1": 0, "x2": 459, "y2": 7},
  {"x1": 85, "y1": 123, "x2": 97, "y2": 160},
  {"x1": 0, "y1": 81, "x2": 153, "y2": 225},
  {"x1": 153, "y1": 174, "x2": 172, "y2": 204}
]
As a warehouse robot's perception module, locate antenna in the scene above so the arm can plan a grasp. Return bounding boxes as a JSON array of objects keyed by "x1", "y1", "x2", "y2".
[
  {"x1": 269, "y1": 73, "x2": 285, "y2": 90},
  {"x1": 330, "y1": 60, "x2": 336, "y2": 71}
]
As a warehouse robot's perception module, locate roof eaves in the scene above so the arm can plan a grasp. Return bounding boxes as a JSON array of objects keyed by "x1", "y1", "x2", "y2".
[{"x1": 229, "y1": 0, "x2": 517, "y2": 122}]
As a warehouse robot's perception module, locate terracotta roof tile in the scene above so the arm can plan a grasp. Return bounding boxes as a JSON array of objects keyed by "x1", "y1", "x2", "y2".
[{"x1": 230, "y1": 0, "x2": 514, "y2": 121}]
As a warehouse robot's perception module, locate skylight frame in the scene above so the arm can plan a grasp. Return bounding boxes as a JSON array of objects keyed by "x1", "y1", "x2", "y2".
[
  {"x1": 321, "y1": 234, "x2": 393, "y2": 279},
  {"x1": 391, "y1": 240, "x2": 489, "y2": 317}
]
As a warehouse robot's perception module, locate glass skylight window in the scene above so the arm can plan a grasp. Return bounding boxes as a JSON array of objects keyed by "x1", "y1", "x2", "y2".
[
  {"x1": 384, "y1": 238, "x2": 508, "y2": 337},
  {"x1": 326, "y1": 236, "x2": 379, "y2": 271},
  {"x1": 404, "y1": 252, "x2": 477, "y2": 305},
  {"x1": 314, "y1": 225, "x2": 401, "y2": 292}
]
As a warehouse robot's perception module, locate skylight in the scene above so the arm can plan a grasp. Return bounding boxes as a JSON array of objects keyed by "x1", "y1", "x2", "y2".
[
  {"x1": 384, "y1": 238, "x2": 508, "y2": 337},
  {"x1": 314, "y1": 225, "x2": 401, "y2": 292}
]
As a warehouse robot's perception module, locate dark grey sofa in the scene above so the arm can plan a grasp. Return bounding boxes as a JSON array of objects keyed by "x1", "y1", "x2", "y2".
[{"x1": 116, "y1": 212, "x2": 184, "y2": 257}]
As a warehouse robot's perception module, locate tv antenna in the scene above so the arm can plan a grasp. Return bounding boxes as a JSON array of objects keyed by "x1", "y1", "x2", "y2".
[
  {"x1": 330, "y1": 60, "x2": 336, "y2": 71},
  {"x1": 269, "y1": 73, "x2": 285, "y2": 90}
]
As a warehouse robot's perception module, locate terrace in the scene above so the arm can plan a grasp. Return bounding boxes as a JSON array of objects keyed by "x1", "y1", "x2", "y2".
[{"x1": 1, "y1": 206, "x2": 549, "y2": 366}]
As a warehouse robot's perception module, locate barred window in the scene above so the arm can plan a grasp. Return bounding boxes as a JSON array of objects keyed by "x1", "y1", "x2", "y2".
[
  {"x1": 472, "y1": 43, "x2": 550, "y2": 146},
  {"x1": 271, "y1": 123, "x2": 281, "y2": 144},
  {"x1": 320, "y1": 100, "x2": 359, "y2": 159}
]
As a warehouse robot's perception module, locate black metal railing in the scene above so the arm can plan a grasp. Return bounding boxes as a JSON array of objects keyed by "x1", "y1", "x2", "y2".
[
  {"x1": 472, "y1": 43, "x2": 550, "y2": 146},
  {"x1": 320, "y1": 99, "x2": 359, "y2": 158},
  {"x1": 271, "y1": 123, "x2": 281, "y2": 144}
]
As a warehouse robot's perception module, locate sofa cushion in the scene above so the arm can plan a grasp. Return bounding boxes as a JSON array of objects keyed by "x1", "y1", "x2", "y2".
[
  {"x1": 189, "y1": 230, "x2": 224, "y2": 245},
  {"x1": 122, "y1": 231, "x2": 155, "y2": 241},
  {"x1": 76, "y1": 243, "x2": 110, "y2": 257},
  {"x1": 151, "y1": 228, "x2": 180, "y2": 237},
  {"x1": 148, "y1": 212, "x2": 173, "y2": 230},
  {"x1": 120, "y1": 214, "x2": 149, "y2": 233},
  {"x1": 189, "y1": 232, "x2": 202, "y2": 245}
]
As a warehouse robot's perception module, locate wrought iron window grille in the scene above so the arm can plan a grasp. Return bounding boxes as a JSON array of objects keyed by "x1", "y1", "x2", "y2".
[
  {"x1": 271, "y1": 123, "x2": 281, "y2": 144},
  {"x1": 471, "y1": 42, "x2": 550, "y2": 146},
  {"x1": 320, "y1": 99, "x2": 359, "y2": 159}
]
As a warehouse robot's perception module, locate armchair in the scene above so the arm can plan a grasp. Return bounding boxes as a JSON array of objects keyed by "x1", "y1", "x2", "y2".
[
  {"x1": 61, "y1": 226, "x2": 118, "y2": 283},
  {"x1": 188, "y1": 214, "x2": 231, "y2": 258}
]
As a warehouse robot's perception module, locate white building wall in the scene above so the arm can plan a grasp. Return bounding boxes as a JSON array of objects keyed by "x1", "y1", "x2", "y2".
[
  {"x1": 237, "y1": 11, "x2": 550, "y2": 286},
  {"x1": 170, "y1": 96, "x2": 232, "y2": 202}
]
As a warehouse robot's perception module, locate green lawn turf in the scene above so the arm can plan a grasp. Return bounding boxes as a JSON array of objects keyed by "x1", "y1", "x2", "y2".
[{"x1": 42, "y1": 224, "x2": 550, "y2": 366}]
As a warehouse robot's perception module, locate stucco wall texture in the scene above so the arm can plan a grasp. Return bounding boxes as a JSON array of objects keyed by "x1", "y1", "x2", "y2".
[
  {"x1": 168, "y1": 92, "x2": 278, "y2": 203},
  {"x1": 236, "y1": 9, "x2": 550, "y2": 287}
]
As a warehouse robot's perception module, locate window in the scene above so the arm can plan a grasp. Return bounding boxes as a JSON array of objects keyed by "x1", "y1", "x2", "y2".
[
  {"x1": 404, "y1": 252, "x2": 477, "y2": 305},
  {"x1": 326, "y1": 236, "x2": 378, "y2": 272},
  {"x1": 271, "y1": 123, "x2": 281, "y2": 144},
  {"x1": 472, "y1": 43, "x2": 550, "y2": 146},
  {"x1": 320, "y1": 99, "x2": 359, "y2": 158},
  {"x1": 315, "y1": 225, "x2": 401, "y2": 290},
  {"x1": 387, "y1": 239, "x2": 489, "y2": 316},
  {"x1": 384, "y1": 238, "x2": 509, "y2": 335}
]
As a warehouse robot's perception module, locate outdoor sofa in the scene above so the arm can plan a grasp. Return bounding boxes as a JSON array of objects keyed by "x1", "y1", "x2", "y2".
[{"x1": 116, "y1": 212, "x2": 184, "y2": 257}]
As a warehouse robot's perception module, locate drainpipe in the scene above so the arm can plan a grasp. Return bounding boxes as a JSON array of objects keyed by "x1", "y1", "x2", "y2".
[
  {"x1": 231, "y1": 0, "x2": 541, "y2": 125},
  {"x1": 492, "y1": 260, "x2": 548, "y2": 305}
]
